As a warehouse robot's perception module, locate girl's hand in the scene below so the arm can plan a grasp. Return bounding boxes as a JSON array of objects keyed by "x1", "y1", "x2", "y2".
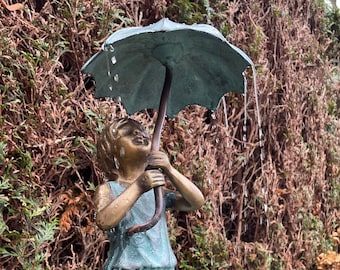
[
  {"x1": 147, "y1": 151, "x2": 172, "y2": 172},
  {"x1": 137, "y1": 169, "x2": 165, "y2": 192}
]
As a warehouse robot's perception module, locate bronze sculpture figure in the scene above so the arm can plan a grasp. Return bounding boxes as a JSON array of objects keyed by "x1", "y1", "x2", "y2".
[{"x1": 94, "y1": 118, "x2": 204, "y2": 269}]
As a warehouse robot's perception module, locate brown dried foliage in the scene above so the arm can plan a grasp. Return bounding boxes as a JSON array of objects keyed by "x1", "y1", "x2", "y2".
[{"x1": 0, "y1": 0, "x2": 339, "y2": 269}]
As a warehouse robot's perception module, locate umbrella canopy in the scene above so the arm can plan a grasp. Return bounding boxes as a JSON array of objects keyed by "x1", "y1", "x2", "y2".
[
  {"x1": 81, "y1": 18, "x2": 253, "y2": 117},
  {"x1": 81, "y1": 18, "x2": 254, "y2": 234}
]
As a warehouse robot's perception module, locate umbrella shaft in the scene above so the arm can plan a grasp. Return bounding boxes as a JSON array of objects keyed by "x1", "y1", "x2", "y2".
[
  {"x1": 127, "y1": 65, "x2": 172, "y2": 235},
  {"x1": 152, "y1": 65, "x2": 172, "y2": 151}
]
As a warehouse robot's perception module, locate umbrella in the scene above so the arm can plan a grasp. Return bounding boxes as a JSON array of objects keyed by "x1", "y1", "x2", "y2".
[{"x1": 81, "y1": 18, "x2": 254, "y2": 234}]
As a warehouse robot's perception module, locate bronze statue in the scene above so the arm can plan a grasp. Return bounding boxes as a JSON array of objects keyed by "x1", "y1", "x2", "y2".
[{"x1": 94, "y1": 118, "x2": 204, "y2": 269}]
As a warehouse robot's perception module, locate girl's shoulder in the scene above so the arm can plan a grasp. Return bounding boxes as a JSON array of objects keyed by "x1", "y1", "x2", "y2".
[{"x1": 93, "y1": 182, "x2": 115, "y2": 211}]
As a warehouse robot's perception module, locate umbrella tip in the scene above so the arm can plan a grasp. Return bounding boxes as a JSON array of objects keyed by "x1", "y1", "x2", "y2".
[{"x1": 157, "y1": 18, "x2": 171, "y2": 31}]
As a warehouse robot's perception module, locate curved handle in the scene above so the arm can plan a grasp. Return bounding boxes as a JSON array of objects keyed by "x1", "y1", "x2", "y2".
[{"x1": 126, "y1": 66, "x2": 172, "y2": 235}]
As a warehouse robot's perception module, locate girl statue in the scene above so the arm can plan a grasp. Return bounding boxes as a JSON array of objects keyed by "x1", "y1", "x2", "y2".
[{"x1": 94, "y1": 118, "x2": 204, "y2": 270}]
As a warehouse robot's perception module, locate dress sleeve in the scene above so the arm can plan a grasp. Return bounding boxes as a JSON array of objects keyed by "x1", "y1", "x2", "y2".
[{"x1": 164, "y1": 191, "x2": 177, "y2": 209}]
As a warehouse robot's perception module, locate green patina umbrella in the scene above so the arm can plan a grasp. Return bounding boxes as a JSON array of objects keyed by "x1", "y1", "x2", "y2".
[{"x1": 81, "y1": 18, "x2": 254, "y2": 234}]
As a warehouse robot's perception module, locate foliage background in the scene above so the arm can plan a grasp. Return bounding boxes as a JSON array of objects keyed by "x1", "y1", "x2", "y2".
[{"x1": 0, "y1": 0, "x2": 339, "y2": 269}]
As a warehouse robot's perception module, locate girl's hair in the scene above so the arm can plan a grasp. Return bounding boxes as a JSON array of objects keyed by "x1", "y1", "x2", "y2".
[{"x1": 96, "y1": 118, "x2": 147, "y2": 180}]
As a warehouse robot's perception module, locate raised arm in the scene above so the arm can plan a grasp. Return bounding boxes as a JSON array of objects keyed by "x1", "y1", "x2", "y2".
[{"x1": 148, "y1": 151, "x2": 204, "y2": 211}]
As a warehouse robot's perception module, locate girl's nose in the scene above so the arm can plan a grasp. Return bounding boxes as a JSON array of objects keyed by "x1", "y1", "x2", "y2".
[{"x1": 134, "y1": 129, "x2": 148, "y2": 138}]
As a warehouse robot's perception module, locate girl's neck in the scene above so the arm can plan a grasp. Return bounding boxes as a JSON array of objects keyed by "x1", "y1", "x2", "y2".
[{"x1": 117, "y1": 161, "x2": 146, "y2": 185}]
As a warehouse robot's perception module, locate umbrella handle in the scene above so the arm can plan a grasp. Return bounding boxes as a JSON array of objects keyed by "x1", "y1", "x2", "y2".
[{"x1": 126, "y1": 66, "x2": 172, "y2": 235}]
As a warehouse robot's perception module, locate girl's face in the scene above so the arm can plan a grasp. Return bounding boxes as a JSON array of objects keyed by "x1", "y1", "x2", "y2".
[{"x1": 113, "y1": 119, "x2": 151, "y2": 160}]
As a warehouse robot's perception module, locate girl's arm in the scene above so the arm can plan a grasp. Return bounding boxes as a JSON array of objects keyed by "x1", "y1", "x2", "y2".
[
  {"x1": 148, "y1": 151, "x2": 204, "y2": 211},
  {"x1": 93, "y1": 181, "x2": 143, "y2": 230},
  {"x1": 94, "y1": 170, "x2": 165, "y2": 230}
]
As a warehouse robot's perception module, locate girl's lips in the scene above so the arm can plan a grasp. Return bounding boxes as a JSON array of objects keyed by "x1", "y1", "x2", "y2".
[{"x1": 133, "y1": 136, "x2": 150, "y2": 145}]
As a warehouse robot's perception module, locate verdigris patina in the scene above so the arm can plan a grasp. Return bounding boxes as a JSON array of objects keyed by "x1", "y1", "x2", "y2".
[{"x1": 94, "y1": 118, "x2": 204, "y2": 269}]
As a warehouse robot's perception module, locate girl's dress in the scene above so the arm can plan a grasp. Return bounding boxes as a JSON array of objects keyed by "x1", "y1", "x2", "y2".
[{"x1": 103, "y1": 181, "x2": 177, "y2": 270}]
